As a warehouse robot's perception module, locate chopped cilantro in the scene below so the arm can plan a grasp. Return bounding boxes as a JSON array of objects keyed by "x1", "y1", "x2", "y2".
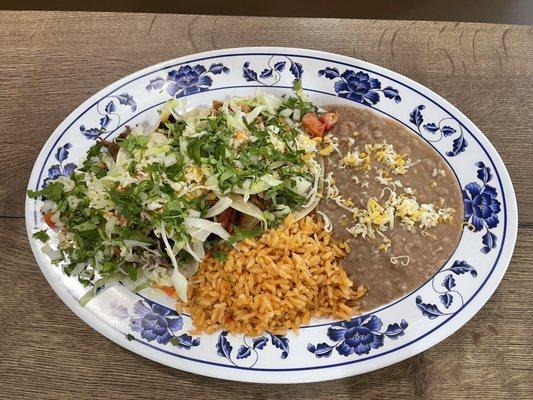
[
  {"x1": 124, "y1": 264, "x2": 139, "y2": 281},
  {"x1": 125, "y1": 334, "x2": 135, "y2": 341},
  {"x1": 213, "y1": 250, "x2": 228, "y2": 263},
  {"x1": 227, "y1": 226, "x2": 263, "y2": 246},
  {"x1": 85, "y1": 142, "x2": 103, "y2": 159},
  {"x1": 107, "y1": 186, "x2": 143, "y2": 220},
  {"x1": 27, "y1": 90, "x2": 322, "y2": 304},
  {"x1": 27, "y1": 182, "x2": 65, "y2": 202},
  {"x1": 187, "y1": 137, "x2": 203, "y2": 164},
  {"x1": 32, "y1": 230, "x2": 50, "y2": 243}
]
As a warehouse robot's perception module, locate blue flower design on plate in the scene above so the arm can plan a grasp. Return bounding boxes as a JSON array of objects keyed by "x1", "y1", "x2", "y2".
[
  {"x1": 44, "y1": 143, "x2": 77, "y2": 185},
  {"x1": 409, "y1": 105, "x2": 467, "y2": 157},
  {"x1": 416, "y1": 260, "x2": 478, "y2": 319},
  {"x1": 242, "y1": 56, "x2": 303, "y2": 86},
  {"x1": 216, "y1": 331, "x2": 289, "y2": 367},
  {"x1": 130, "y1": 300, "x2": 182, "y2": 344},
  {"x1": 79, "y1": 94, "x2": 137, "y2": 140},
  {"x1": 318, "y1": 67, "x2": 401, "y2": 106},
  {"x1": 146, "y1": 63, "x2": 229, "y2": 97},
  {"x1": 463, "y1": 161, "x2": 501, "y2": 253},
  {"x1": 111, "y1": 299, "x2": 200, "y2": 349},
  {"x1": 307, "y1": 315, "x2": 407, "y2": 358}
]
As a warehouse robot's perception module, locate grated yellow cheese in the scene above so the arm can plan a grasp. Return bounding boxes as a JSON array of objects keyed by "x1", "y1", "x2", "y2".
[
  {"x1": 379, "y1": 237, "x2": 392, "y2": 252},
  {"x1": 340, "y1": 150, "x2": 367, "y2": 168},
  {"x1": 345, "y1": 190, "x2": 455, "y2": 244},
  {"x1": 364, "y1": 141, "x2": 412, "y2": 175},
  {"x1": 432, "y1": 168, "x2": 446, "y2": 178},
  {"x1": 302, "y1": 152, "x2": 314, "y2": 161},
  {"x1": 319, "y1": 146, "x2": 334, "y2": 156},
  {"x1": 321, "y1": 134, "x2": 341, "y2": 157},
  {"x1": 324, "y1": 139, "x2": 454, "y2": 252}
]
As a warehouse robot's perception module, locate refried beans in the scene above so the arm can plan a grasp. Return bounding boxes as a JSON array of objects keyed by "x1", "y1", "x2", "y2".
[{"x1": 318, "y1": 105, "x2": 464, "y2": 311}]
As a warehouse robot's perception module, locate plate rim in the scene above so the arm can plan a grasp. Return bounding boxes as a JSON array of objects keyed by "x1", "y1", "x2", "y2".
[{"x1": 25, "y1": 46, "x2": 518, "y2": 383}]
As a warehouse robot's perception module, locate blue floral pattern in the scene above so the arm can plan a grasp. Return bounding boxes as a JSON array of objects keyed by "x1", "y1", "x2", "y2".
[
  {"x1": 216, "y1": 331, "x2": 289, "y2": 367},
  {"x1": 44, "y1": 143, "x2": 77, "y2": 184},
  {"x1": 409, "y1": 105, "x2": 467, "y2": 157},
  {"x1": 80, "y1": 94, "x2": 137, "y2": 140},
  {"x1": 318, "y1": 67, "x2": 401, "y2": 106},
  {"x1": 307, "y1": 315, "x2": 408, "y2": 358},
  {"x1": 242, "y1": 56, "x2": 303, "y2": 86},
  {"x1": 111, "y1": 299, "x2": 200, "y2": 349},
  {"x1": 146, "y1": 63, "x2": 229, "y2": 97},
  {"x1": 416, "y1": 260, "x2": 478, "y2": 319},
  {"x1": 463, "y1": 162, "x2": 501, "y2": 253}
]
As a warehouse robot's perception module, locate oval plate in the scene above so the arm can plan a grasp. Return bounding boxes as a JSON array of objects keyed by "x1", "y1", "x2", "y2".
[{"x1": 25, "y1": 47, "x2": 517, "y2": 383}]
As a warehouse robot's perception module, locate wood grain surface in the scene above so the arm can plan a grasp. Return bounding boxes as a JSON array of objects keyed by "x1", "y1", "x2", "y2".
[{"x1": 0, "y1": 11, "x2": 531, "y2": 399}]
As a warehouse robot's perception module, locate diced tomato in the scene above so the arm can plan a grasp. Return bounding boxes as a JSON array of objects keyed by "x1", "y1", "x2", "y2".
[
  {"x1": 319, "y1": 112, "x2": 339, "y2": 132},
  {"x1": 43, "y1": 211, "x2": 57, "y2": 229},
  {"x1": 157, "y1": 285, "x2": 177, "y2": 298},
  {"x1": 302, "y1": 113, "x2": 326, "y2": 137}
]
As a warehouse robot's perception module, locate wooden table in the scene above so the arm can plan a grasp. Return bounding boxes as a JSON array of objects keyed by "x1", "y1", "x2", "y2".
[{"x1": 1, "y1": 11, "x2": 531, "y2": 399}]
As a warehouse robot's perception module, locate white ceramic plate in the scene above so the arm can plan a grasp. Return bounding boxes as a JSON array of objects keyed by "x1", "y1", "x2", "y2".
[{"x1": 26, "y1": 47, "x2": 517, "y2": 383}]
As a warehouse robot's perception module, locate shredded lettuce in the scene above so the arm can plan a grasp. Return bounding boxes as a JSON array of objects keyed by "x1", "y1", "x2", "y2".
[
  {"x1": 228, "y1": 194, "x2": 268, "y2": 230},
  {"x1": 28, "y1": 89, "x2": 325, "y2": 306},
  {"x1": 184, "y1": 217, "x2": 231, "y2": 241},
  {"x1": 159, "y1": 222, "x2": 188, "y2": 302},
  {"x1": 204, "y1": 196, "x2": 233, "y2": 218}
]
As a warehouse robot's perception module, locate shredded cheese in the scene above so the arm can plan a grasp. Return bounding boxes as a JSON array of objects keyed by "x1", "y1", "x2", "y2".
[
  {"x1": 321, "y1": 134, "x2": 341, "y2": 157},
  {"x1": 340, "y1": 150, "x2": 367, "y2": 168},
  {"x1": 432, "y1": 168, "x2": 446, "y2": 178},
  {"x1": 319, "y1": 146, "x2": 334, "y2": 156},
  {"x1": 323, "y1": 139, "x2": 455, "y2": 251},
  {"x1": 345, "y1": 190, "x2": 454, "y2": 242},
  {"x1": 390, "y1": 255, "x2": 411, "y2": 266},
  {"x1": 317, "y1": 210, "x2": 333, "y2": 232},
  {"x1": 365, "y1": 142, "x2": 412, "y2": 175}
]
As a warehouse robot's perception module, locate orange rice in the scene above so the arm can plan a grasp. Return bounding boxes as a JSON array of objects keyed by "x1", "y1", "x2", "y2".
[{"x1": 185, "y1": 215, "x2": 366, "y2": 336}]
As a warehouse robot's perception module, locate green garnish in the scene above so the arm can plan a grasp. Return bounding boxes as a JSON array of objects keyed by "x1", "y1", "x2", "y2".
[
  {"x1": 32, "y1": 229, "x2": 50, "y2": 243},
  {"x1": 27, "y1": 182, "x2": 64, "y2": 202},
  {"x1": 28, "y1": 90, "x2": 323, "y2": 305},
  {"x1": 213, "y1": 250, "x2": 228, "y2": 263},
  {"x1": 227, "y1": 226, "x2": 263, "y2": 246}
]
